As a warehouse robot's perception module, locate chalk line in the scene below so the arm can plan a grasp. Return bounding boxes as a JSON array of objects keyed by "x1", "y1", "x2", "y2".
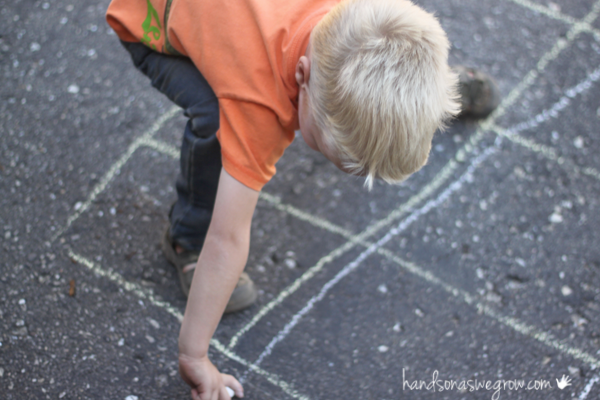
[
  {"x1": 378, "y1": 250, "x2": 600, "y2": 370},
  {"x1": 579, "y1": 374, "x2": 600, "y2": 400},
  {"x1": 67, "y1": 249, "x2": 310, "y2": 400},
  {"x1": 140, "y1": 137, "x2": 180, "y2": 159},
  {"x1": 68, "y1": 248, "x2": 183, "y2": 322},
  {"x1": 506, "y1": 65, "x2": 600, "y2": 136},
  {"x1": 258, "y1": 192, "x2": 355, "y2": 239},
  {"x1": 209, "y1": 339, "x2": 310, "y2": 400},
  {"x1": 582, "y1": 167, "x2": 600, "y2": 181},
  {"x1": 488, "y1": 10, "x2": 600, "y2": 182},
  {"x1": 506, "y1": 0, "x2": 579, "y2": 25},
  {"x1": 494, "y1": 0, "x2": 600, "y2": 122},
  {"x1": 573, "y1": 0, "x2": 600, "y2": 41},
  {"x1": 492, "y1": 125, "x2": 560, "y2": 161},
  {"x1": 492, "y1": 60, "x2": 600, "y2": 182},
  {"x1": 493, "y1": 123, "x2": 600, "y2": 185},
  {"x1": 490, "y1": 61, "x2": 600, "y2": 182},
  {"x1": 51, "y1": 106, "x2": 180, "y2": 244}
]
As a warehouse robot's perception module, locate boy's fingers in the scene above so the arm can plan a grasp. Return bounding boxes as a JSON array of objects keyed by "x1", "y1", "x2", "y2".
[
  {"x1": 193, "y1": 387, "x2": 214, "y2": 400},
  {"x1": 196, "y1": 388, "x2": 215, "y2": 400},
  {"x1": 222, "y1": 374, "x2": 244, "y2": 398}
]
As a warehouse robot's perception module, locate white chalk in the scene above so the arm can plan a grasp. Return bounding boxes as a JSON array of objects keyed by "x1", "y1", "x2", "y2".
[{"x1": 226, "y1": 386, "x2": 235, "y2": 398}]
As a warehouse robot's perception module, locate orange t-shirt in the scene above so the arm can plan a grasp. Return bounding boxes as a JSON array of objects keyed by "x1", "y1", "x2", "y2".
[{"x1": 106, "y1": 0, "x2": 340, "y2": 190}]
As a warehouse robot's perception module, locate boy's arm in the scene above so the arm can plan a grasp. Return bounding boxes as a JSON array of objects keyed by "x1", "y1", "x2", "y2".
[{"x1": 178, "y1": 168, "x2": 259, "y2": 399}]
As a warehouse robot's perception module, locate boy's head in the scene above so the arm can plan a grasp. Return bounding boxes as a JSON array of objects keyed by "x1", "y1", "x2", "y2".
[{"x1": 295, "y1": 0, "x2": 460, "y2": 187}]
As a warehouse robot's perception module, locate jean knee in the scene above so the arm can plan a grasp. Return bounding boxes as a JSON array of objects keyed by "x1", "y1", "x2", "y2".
[{"x1": 187, "y1": 100, "x2": 220, "y2": 139}]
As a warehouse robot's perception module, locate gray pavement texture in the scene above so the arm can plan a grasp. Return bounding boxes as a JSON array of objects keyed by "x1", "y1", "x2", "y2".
[{"x1": 1, "y1": 0, "x2": 600, "y2": 399}]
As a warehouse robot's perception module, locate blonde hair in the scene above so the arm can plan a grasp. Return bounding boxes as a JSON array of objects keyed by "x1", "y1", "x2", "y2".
[{"x1": 309, "y1": 0, "x2": 460, "y2": 188}]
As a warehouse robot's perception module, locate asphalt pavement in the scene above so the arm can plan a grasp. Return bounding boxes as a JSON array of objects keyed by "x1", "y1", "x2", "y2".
[{"x1": 1, "y1": 0, "x2": 600, "y2": 399}]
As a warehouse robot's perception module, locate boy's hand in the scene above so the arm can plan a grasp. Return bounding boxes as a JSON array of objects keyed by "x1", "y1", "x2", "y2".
[{"x1": 179, "y1": 354, "x2": 244, "y2": 399}]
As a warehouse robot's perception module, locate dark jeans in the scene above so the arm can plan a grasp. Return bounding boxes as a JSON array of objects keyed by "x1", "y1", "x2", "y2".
[{"x1": 121, "y1": 41, "x2": 220, "y2": 252}]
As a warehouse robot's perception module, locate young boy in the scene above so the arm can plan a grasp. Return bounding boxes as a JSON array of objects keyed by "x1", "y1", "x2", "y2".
[{"x1": 106, "y1": 0, "x2": 498, "y2": 398}]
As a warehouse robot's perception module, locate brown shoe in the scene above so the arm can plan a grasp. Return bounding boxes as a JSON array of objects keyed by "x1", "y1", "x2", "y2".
[
  {"x1": 161, "y1": 226, "x2": 257, "y2": 312},
  {"x1": 453, "y1": 66, "x2": 500, "y2": 118}
]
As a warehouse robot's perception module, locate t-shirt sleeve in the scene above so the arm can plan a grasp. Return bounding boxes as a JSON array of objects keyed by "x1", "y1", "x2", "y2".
[
  {"x1": 217, "y1": 99, "x2": 295, "y2": 191},
  {"x1": 106, "y1": 0, "x2": 167, "y2": 51}
]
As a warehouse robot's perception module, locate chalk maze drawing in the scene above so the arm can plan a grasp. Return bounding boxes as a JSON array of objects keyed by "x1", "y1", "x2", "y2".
[{"x1": 59, "y1": 1, "x2": 600, "y2": 398}]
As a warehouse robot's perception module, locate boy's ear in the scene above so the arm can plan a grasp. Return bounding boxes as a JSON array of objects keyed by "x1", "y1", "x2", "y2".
[{"x1": 295, "y1": 55, "x2": 311, "y2": 87}]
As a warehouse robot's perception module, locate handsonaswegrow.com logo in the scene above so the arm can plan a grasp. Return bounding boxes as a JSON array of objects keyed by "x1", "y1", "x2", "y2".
[{"x1": 402, "y1": 369, "x2": 572, "y2": 400}]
